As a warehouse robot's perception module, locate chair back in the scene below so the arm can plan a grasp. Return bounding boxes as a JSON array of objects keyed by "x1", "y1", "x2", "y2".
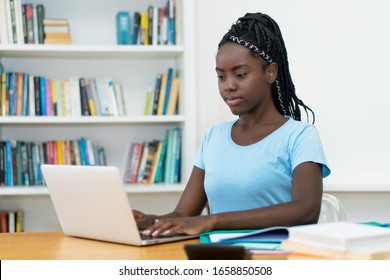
[{"x1": 318, "y1": 193, "x2": 347, "y2": 223}]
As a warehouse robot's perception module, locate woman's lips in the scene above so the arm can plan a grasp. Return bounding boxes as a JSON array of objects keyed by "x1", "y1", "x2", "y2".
[{"x1": 226, "y1": 97, "x2": 242, "y2": 106}]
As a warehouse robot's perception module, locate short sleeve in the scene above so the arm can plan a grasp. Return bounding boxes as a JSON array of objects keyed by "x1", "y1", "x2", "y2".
[{"x1": 291, "y1": 125, "x2": 331, "y2": 178}]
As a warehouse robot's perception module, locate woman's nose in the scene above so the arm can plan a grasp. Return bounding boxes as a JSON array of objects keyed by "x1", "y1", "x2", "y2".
[{"x1": 224, "y1": 78, "x2": 236, "y2": 92}]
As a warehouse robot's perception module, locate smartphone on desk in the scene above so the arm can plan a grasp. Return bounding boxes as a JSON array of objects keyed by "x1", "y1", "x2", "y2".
[{"x1": 184, "y1": 244, "x2": 252, "y2": 260}]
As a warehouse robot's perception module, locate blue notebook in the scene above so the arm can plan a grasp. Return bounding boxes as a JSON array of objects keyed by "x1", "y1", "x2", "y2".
[{"x1": 200, "y1": 226, "x2": 289, "y2": 244}]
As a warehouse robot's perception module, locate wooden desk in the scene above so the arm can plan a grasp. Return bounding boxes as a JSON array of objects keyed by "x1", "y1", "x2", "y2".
[
  {"x1": 0, "y1": 231, "x2": 198, "y2": 260},
  {"x1": 0, "y1": 231, "x2": 288, "y2": 260}
]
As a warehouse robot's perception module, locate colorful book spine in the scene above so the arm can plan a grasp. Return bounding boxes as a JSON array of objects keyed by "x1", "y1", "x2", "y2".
[
  {"x1": 116, "y1": 11, "x2": 131, "y2": 45},
  {"x1": 39, "y1": 76, "x2": 46, "y2": 115},
  {"x1": 36, "y1": 4, "x2": 44, "y2": 44}
]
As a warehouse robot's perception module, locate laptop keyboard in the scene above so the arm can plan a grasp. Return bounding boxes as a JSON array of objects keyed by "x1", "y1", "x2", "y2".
[{"x1": 139, "y1": 232, "x2": 185, "y2": 240}]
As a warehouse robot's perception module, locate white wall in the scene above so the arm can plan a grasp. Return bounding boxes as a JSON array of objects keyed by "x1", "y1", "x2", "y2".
[{"x1": 195, "y1": 0, "x2": 390, "y2": 190}]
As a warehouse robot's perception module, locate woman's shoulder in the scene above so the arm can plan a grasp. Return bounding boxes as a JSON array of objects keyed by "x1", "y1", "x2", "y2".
[
  {"x1": 284, "y1": 117, "x2": 317, "y2": 132},
  {"x1": 205, "y1": 119, "x2": 236, "y2": 133},
  {"x1": 200, "y1": 120, "x2": 236, "y2": 142}
]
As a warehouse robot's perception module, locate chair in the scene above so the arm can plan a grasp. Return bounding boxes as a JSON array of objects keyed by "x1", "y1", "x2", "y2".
[{"x1": 318, "y1": 193, "x2": 347, "y2": 223}]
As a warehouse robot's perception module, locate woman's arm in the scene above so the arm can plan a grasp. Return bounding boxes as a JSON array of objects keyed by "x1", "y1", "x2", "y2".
[
  {"x1": 134, "y1": 166, "x2": 208, "y2": 230},
  {"x1": 210, "y1": 161, "x2": 323, "y2": 229},
  {"x1": 142, "y1": 161, "x2": 323, "y2": 236}
]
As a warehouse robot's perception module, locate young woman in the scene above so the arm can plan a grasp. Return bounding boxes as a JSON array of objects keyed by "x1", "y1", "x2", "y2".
[{"x1": 134, "y1": 12, "x2": 330, "y2": 237}]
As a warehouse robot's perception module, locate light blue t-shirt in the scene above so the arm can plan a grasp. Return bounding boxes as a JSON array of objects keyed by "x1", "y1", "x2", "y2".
[{"x1": 194, "y1": 117, "x2": 330, "y2": 214}]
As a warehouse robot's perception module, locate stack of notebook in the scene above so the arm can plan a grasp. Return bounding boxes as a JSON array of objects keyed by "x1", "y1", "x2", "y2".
[{"x1": 281, "y1": 222, "x2": 390, "y2": 259}]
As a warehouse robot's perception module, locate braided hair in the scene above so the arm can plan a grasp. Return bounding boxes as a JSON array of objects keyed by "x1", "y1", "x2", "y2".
[{"x1": 218, "y1": 12, "x2": 315, "y2": 123}]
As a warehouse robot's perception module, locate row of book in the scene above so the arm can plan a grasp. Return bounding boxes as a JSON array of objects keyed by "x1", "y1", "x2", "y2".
[
  {"x1": 144, "y1": 67, "x2": 179, "y2": 115},
  {"x1": 1, "y1": 210, "x2": 24, "y2": 233},
  {"x1": 124, "y1": 127, "x2": 181, "y2": 184},
  {"x1": 0, "y1": 70, "x2": 126, "y2": 117},
  {"x1": 0, "y1": 138, "x2": 106, "y2": 187},
  {"x1": 0, "y1": 0, "x2": 64, "y2": 44},
  {"x1": 116, "y1": 0, "x2": 179, "y2": 46}
]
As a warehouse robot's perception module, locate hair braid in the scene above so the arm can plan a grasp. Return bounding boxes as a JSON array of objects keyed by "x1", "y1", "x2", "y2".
[{"x1": 218, "y1": 12, "x2": 315, "y2": 123}]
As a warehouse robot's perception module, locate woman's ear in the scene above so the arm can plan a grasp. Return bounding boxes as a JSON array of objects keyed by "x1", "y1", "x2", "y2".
[{"x1": 266, "y1": 62, "x2": 278, "y2": 84}]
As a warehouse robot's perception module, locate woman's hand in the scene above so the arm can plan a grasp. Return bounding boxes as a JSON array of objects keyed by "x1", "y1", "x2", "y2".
[
  {"x1": 142, "y1": 215, "x2": 215, "y2": 237},
  {"x1": 132, "y1": 210, "x2": 159, "y2": 230}
]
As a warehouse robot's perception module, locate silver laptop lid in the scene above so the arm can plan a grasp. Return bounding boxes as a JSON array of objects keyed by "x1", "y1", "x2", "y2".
[{"x1": 41, "y1": 164, "x2": 143, "y2": 246}]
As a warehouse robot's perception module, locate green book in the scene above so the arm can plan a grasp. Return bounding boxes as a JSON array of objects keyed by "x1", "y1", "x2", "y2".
[{"x1": 36, "y1": 4, "x2": 45, "y2": 44}]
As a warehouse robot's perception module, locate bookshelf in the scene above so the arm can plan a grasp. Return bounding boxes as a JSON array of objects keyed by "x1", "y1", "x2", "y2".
[{"x1": 0, "y1": 0, "x2": 196, "y2": 231}]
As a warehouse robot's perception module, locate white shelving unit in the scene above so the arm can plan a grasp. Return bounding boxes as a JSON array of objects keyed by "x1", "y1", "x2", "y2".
[{"x1": 0, "y1": 0, "x2": 197, "y2": 231}]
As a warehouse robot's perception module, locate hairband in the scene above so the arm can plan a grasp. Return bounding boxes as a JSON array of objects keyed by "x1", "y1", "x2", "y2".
[{"x1": 228, "y1": 35, "x2": 273, "y2": 64}]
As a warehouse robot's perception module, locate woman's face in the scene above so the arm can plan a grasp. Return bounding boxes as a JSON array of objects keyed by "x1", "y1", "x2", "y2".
[{"x1": 215, "y1": 42, "x2": 276, "y2": 116}]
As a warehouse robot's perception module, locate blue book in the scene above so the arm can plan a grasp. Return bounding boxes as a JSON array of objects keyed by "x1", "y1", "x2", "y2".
[
  {"x1": 172, "y1": 128, "x2": 181, "y2": 183},
  {"x1": 167, "y1": 0, "x2": 175, "y2": 45},
  {"x1": 116, "y1": 11, "x2": 131, "y2": 45},
  {"x1": 7, "y1": 72, "x2": 16, "y2": 116},
  {"x1": 131, "y1": 12, "x2": 140, "y2": 45},
  {"x1": 162, "y1": 68, "x2": 174, "y2": 115},
  {"x1": 5, "y1": 141, "x2": 13, "y2": 186},
  {"x1": 78, "y1": 138, "x2": 88, "y2": 165},
  {"x1": 154, "y1": 133, "x2": 168, "y2": 183},
  {"x1": 39, "y1": 76, "x2": 46, "y2": 116},
  {"x1": 22, "y1": 73, "x2": 29, "y2": 116}
]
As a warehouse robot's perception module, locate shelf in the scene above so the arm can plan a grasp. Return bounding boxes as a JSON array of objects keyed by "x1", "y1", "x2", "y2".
[
  {"x1": 324, "y1": 184, "x2": 390, "y2": 192},
  {"x1": 0, "y1": 115, "x2": 185, "y2": 125},
  {"x1": 0, "y1": 184, "x2": 185, "y2": 196},
  {"x1": 0, "y1": 44, "x2": 185, "y2": 59}
]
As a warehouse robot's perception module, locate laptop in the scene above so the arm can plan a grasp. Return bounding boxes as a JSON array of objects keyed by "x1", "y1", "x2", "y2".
[{"x1": 40, "y1": 164, "x2": 198, "y2": 246}]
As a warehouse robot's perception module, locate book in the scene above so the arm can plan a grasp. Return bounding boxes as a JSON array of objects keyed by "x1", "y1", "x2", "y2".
[
  {"x1": 149, "y1": 140, "x2": 163, "y2": 183},
  {"x1": 24, "y1": 3, "x2": 34, "y2": 44},
  {"x1": 0, "y1": 0, "x2": 10, "y2": 44},
  {"x1": 156, "y1": 72, "x2": 168, "y2": 115},
  {"x1": 1, "y1": 210, "x2": 8, "y2": 232},
  {"x1": 42, "y1": 18, "x2": 69, "y2": 26},
  {"x1": 124, "y1": 142, "x2": 137, "y2": 183},
  {"x1": 36, "y1": 4, "x2": 44, "y2": 44},
  {"x1": 13, "y1": 0, "x2": 24, "y2": 44},
  {"x1": 151, "y1": 73, "x2": 162, "y2": 115},
  {"x1": 172, "y1": 127, "x2": 181, "y2": 183},
  {"x1": 167, "y1": 0, "x2": 175, "y2": 45},
  {"x1": 166, "y1": 76, "x2": 179, "y2": 115},
  {"x1": 136, "y1": 141, "x2": 149, "y2": 183},
  {"x1": 131, "y1": 12, "x2": 140, "y2": 45},
  {"x1": 140, "y1": 140, "x2": 159, "y2": 184},
  {"x1": 203, "y1": 226, "x2": 289, "y2": 244},
  {"x1": 39, "y1": 76, "x2": 46, "y2": 115},
  {"x1": 78, "y1": 78, "x2": 90, "y2": 116},
  {"x1": 153, "y1": 135, "x2": 167, "y2": 183},
  {"x1": 0, "y1": 142, "x2": 4, "y2": 185},
  {"x1": 27, "y1": 75, "x2": 36, "y2": 116},
  {"x1": 129, "y1": 143, "x2": 143, "y2": 184},
  {"x1": 113, "y1": 82, "x2": 126, "y2": 116},
  {"x1": 287, "y1": 222, "x2": 390, "y2": 252},
  {"x1": 84, "y1": 79, "x2": 96, "y2": 116},
  {"x1": 144, "y1": 87, "x2": 153, "y2": 115},
  {"x1": 8, "y1": 211, "x2": 15, "y2": 233},
  {"x1": 116, "y1": 11, "x2": 131, "y2": 45},
  {"x1": 162, "y1": 67, "x2": 174, "y2": 115},
  {"x1": 282, "y1": 239, "x2": 390, "y2": 260},
  {"x1": 140, "y1": 11, "x2": 149, "y2": 45},
  {"x1": 1, "y1": 69, "x2": 6, "y2": 116},
  {"x1": 44, "y1": 33, "x2": 71, "y2": 44}
]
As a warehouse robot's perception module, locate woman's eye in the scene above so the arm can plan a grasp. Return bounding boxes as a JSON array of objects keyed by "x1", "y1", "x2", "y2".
[{"x1": 237, "y1": 73, "x2": 247, "y2": 78}]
